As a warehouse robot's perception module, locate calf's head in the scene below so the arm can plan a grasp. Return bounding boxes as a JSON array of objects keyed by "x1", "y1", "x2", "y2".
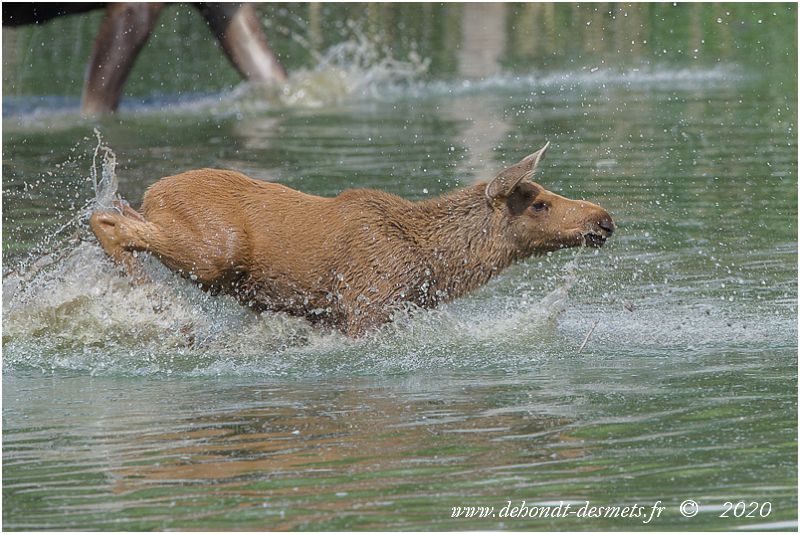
[{"x1": 485, "y1": 143, "x2": 615, "y2": 255}]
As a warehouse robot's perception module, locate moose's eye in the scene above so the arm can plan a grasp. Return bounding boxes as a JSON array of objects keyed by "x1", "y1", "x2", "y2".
[{"x1": 531, "y1": 201, "x2": 548, "y2": 212}]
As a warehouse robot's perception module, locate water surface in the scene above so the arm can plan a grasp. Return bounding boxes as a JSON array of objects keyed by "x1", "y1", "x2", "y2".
[{"x1": 3, "y1": 3, "x2": 797, "y2": 530}]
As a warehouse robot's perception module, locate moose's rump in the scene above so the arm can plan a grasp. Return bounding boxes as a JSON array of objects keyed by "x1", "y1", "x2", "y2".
[{"x1": 137, "y1": 169, "x2": 336, "y2": 288}]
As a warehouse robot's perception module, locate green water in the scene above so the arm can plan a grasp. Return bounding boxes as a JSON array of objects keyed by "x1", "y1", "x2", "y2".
[{"x1": 2, "y1": 3, "x2": 797, "y2": 531}]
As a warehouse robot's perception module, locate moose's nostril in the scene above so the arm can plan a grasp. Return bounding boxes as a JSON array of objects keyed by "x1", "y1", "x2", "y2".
[{"x1": 598, "y1": 218, "x2": 615, "y2": 235}]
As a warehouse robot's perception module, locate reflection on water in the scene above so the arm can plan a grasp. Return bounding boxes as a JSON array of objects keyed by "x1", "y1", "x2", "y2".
[
  {"x1": 2, "y1": 3, "x2": 797, "y2": 531},
  {"x1": 4, "y1": 353, "x2": 796, "y2": 530}
]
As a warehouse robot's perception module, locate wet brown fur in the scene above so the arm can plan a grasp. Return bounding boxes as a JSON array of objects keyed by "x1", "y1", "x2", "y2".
[{"x1": 89, "y1": 147, "x2": 614, "y2": 336}]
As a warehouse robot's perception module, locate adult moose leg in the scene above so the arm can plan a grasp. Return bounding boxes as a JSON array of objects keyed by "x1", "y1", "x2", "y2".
[
  {"x1": 7, "y1": 3, "x2": 286, "y2": 114},
  {"x1": 196, "y1": 3, "x2": 287, "y2": 85},
  {"x1": 82, "y1": 3, "x2": 165, "y2": 115}
]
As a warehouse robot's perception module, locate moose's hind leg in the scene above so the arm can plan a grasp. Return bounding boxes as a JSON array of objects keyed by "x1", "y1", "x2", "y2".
[
  {"x1": 89, "y1": 208, "x2": 157, "y2": 283},
  {"x1": 114, "y1": 198, "x2": 146, "y2": 222}
]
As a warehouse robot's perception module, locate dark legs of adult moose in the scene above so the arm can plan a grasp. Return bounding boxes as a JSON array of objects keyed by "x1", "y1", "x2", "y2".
[
  {"x1": 196, "y1": 3, "x2": 286, "y2": 85},
  {"x1": 82, "y1": 3, "x2": 287, "y2": 114},
  {"x1": 82, "y1": 3, "x2": 163, "y2": 115}
]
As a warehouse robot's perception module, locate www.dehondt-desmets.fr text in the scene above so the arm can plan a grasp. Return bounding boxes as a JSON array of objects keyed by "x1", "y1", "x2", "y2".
[{"x1": 451, "y1": 500, "x2": 666, "y2": 524}]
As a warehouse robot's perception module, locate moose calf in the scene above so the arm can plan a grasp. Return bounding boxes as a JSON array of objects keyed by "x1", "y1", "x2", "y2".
[{"x1": 90, "y1": 143, "x2": 614, "y2": 336}]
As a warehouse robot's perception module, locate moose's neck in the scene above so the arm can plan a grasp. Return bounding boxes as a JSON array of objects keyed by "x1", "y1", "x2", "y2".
[{"x1": 408, "y1": 183, "x2": 520, "y2": 301}]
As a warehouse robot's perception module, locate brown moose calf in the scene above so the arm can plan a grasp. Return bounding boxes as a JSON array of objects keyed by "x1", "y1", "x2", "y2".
[{"x1": 90, "y1": 143, "x2": 614, "y2": 336}]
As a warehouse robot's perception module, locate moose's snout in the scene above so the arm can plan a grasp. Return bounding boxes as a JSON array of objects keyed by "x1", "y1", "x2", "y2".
[
  {"x1": 580, "y1": 209, "x2": 615, "y2": 248},
  {"x1": 597, "y1": 216, "x2": 615, "y2": 236}
]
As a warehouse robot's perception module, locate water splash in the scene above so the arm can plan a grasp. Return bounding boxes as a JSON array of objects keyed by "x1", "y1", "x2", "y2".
[
  {"x1": 90, "y1": 128, "x2": 119, "y2": 210},
  {"x1": 282, "y1": 29, "x2": 429, "y2": 107},
  {"x1": 165, "y1": 58, "x2": 737, "y2": 117},
  {"x1": 225, "y1": 26, "x2": 429, "y2": 111},
  {"x1": 3, "y1": 236, "x2": 578, "y2": 377},
  {"x1": 3, "y1": 131, "x2": 119, "y2": 302}
]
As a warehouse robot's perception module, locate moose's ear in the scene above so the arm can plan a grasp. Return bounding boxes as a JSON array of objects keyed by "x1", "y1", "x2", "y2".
[{"x1": 485, "y1": 142, "x2": 549, "y2": 203}]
